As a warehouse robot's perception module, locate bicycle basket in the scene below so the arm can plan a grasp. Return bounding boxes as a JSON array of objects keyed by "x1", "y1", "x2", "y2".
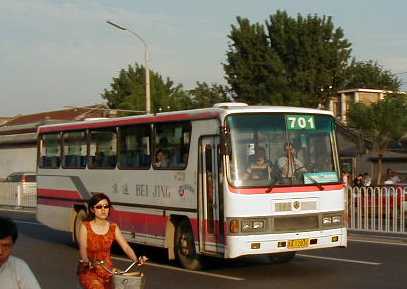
[{"x1": 113, "y1": 272, "x2": 145, "y2": 289}]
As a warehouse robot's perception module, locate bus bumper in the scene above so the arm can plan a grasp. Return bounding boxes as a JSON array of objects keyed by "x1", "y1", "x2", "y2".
[{"x1": 224, "y1": 227, "x2": 347, "y2": 259}]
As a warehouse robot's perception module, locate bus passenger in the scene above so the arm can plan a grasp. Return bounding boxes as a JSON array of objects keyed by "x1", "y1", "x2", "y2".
[
  {"x1": 278, "y1": 143, "x2": 306, "y2": 183},
  {"x1": 244, "y1": 147, "x2": 273, "y2": 181},
  {"x1": 78, "y1": 193, "x2": 147, "y2": 289},
  {"x1": 154, "y1": 149, "x2": 169, "y2": 168}
]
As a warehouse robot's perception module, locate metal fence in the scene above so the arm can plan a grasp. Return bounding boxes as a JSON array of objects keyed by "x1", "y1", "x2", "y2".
[
  {"x1": 0, "y1": 182, "x2": 405, "y2": 234},
  {"x1": 347, "y1": 185, "x2": 406, "y2": 234},
  {"x1": 0, "y1": 182, "x2": 37, "y2": 208}
]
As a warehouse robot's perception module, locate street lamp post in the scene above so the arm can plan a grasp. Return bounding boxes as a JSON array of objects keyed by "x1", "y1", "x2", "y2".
[{"x1": 106, "y1": 20, "x2": 151, "y2": 114}]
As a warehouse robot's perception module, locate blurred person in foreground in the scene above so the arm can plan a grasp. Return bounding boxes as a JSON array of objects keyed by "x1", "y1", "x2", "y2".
[
  {"x1": 0, "y1": 216, "x2": 42, "y2": 289},
  {"x1": 78, "y1": 193, "x2": 147, "y2": 289}
]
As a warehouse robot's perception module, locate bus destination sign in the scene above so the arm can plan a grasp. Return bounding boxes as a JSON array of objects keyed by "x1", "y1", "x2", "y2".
[{"x1": 286, "y1": 115, "x2": 315, "y2": 130}]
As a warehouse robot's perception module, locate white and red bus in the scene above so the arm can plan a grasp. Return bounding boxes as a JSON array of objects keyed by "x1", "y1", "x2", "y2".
[{"x1": 36, "y1": 103, "x2": 346, "y2": 270}]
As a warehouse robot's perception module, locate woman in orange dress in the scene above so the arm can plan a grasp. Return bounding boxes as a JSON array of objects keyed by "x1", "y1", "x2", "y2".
[{"x1": 78, "y1": 193, "x2": 146, "y2": 289}]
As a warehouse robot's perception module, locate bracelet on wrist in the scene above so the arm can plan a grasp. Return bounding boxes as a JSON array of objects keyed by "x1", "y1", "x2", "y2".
[{"x1": 79, "y1": 259, "x2": 90, "y2": 264}]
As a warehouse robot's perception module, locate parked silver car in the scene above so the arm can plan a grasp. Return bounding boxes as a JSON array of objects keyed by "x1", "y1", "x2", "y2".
[{"x1": 5, "y1": 172, "x2": 37, "y2": 195}]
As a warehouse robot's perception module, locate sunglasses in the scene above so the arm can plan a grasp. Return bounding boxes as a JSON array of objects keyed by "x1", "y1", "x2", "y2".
[{"x1": 94, "y1": 204, "x2": 111, "y2": 210}]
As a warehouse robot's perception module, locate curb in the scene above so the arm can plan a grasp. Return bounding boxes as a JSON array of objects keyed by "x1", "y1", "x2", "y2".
[
  {"x1": 349, "y1": 232, "x2": 407, "y2": 246},
  {"x1": 0, "y1": 206, "x2": 36, "y2": 214}
]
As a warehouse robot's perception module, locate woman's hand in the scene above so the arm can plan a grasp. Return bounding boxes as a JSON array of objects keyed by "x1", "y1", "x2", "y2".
[
  {"x1": 112, "y1": 267, "x2": 120, "y2": 274},
  {"x1": 137, "y1": 256, "x2": 148, "y2": 266},
  {"x1": 77, "y1": 260, "x2": 92, "y2": 274}
]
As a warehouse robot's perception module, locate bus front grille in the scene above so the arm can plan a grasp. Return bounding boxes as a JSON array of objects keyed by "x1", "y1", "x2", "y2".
[{"x1": 273, "y1": 215, "x2": 319, "y2": 232}]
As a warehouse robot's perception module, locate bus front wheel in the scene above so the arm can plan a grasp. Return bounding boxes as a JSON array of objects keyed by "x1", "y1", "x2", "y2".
[
  {"x1": 269, "y1": 251, "x2": 296, "y2": 264},
  {"x1": 174, "y1": 219, "x2": 202, "y2": 270},
  {"x1": 73, "y1": 209, "x2": 87, "y2": 247}
]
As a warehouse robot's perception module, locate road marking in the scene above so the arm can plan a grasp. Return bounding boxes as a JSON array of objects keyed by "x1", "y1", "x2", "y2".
[
  {"x1": 14, "y1": 220, "x2": 44, "y2": 226},
  {"x1": 350, "y1": 238, "x2": 407, "y2": 247},
  {"x1": 298, "y1": 254, "x2": 381, "y2": 266},
  {"x1": 112, "y1": 256, "x2": 244, "y2": 281}
]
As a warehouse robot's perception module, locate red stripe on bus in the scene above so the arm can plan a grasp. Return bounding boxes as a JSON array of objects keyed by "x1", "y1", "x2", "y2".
[
  {"x1": 110, "y1": 208, "x2": 200, "y2": 241},
  {"x1": 38, "y1": 111, "x2": 220, "y2": 133},
  {"x1": 37, "y1": 197, "x2": 202, "y2": 241},
  {"x1": 37, "y1": 197, "x2": 81, "y2": 208},
  {"x1": 109, "y1": 210, "x2": 168, "y2": 236},
  {"x1": 37, "y1": 188, "x2": 82, "y2": 199},
  {"x1": 228, "y1": 183, "x2": 344, "y2": 194}
]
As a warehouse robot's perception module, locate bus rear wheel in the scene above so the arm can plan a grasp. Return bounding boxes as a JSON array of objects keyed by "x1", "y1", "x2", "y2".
[
  {"x1": 269, "y1": 251, "x2": 296, "y2": 264},
  {"x1": 174, "y1": 219, "x2": 202, "y2": 271},
  {"x1": 73, "y1": 209, "x2": 87, "y2": 247}
]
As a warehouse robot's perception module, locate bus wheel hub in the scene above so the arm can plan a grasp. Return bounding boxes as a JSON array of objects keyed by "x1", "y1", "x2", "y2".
[{"x1": 180, "y1": 234, "x2": 190, "y2": 256}]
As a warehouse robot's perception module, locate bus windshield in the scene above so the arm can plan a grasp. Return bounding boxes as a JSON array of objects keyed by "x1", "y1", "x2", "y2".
[{"x1": 226, "y1": 113, "x2": 339, "y2": 187}]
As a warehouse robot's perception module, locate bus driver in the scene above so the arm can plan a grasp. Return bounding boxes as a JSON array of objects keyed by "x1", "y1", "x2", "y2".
[
  {"x1": 278, "y1": 142, "x2": 306, "y2": 183},
  {"x1": 244, "y1": 147, "x2": 273, "y2": 181}
]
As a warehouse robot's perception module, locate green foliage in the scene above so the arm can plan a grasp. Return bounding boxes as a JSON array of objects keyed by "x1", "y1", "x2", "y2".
[
  {"x1": 344, "y1": 60, "x2": 401, "y2": 90},
  {"x1": 101, "y1": 63, "x2": 193, "y2": 114},
  {"x1": 224, "y1": 17, "x2": 279, "y2": 105},
  {"x1": 348, "y1": 95, "x2": 407, "y2": 148},
  {"x1": 224, "y1": 11, "x2": 352, "y2": 107},
  {"x1": 188, "y1": 82, "x2": 230, "y2": 108},
  {"x1": 348, "y1": 96, "x2": 407, "y2": 183}
]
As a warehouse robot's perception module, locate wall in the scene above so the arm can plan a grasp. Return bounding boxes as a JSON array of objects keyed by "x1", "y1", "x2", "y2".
[
  {"x1": 0, "y1": 145, "x2": 36, "y2": 178},
  {"x1": 359, "y1": 92, "x2": 380, "y2": 105}
]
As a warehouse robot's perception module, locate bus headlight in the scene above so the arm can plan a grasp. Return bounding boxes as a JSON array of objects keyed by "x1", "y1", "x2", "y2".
[
  {"x1": 321, "y1": 214, "x2": 343, "y2": 226},
  {"x1": 241, "y1": 219, "x2": 266, "y2": 232},
  {"x1": 322, "y1": 216, "x2": 332, "y2": 225},
  {"x1": 253, "y1": 221, "x2": 264, "y2": 230},
  {"x1": 332, "y1": 215, "x2": 342, "y2": 224},
  {"x1": 241, "y1": 220, "x2": 251, "y2": 231}
]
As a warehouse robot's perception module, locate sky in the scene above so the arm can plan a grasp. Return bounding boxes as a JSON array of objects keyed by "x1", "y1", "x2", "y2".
[{"x1": 1, "y1": 0, "x2": 407, "y2": 116}]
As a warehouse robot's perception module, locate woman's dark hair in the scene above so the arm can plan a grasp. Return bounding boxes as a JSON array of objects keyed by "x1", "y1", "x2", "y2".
[
  {"x1": 86, "y1": 193, "x2": 112, "y2": 220},
  {"x1": 0, "y1": 216, "x2": 18, "y2": 243}
]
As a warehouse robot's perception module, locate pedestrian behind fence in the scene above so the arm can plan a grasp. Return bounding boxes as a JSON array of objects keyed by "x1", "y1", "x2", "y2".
[
  {"x1": 384, "y1": 168, "x2": 401, "y2": 185},
  {"x1": 353, "y1": 174, "x2": 364, "y2": 187},
  {"x1": 0, "y1": 216, "x2": 42, "y2": 289},
  {"x1": 362, "y1": 172, "x2": 372, "y2": 187},
  {"x1": 341, "y1": 170, "x2": 350, "y2": 186}
]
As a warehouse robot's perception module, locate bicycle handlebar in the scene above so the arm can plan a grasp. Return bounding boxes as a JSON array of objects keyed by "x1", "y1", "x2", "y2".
[{"x1": 93, "y1": 258, "x2": 146, "y2": 275}]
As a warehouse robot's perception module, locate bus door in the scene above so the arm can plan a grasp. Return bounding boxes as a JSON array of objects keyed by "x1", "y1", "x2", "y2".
[{"x1": 199, "y1": 136, "x2": 224, "y2": 254}]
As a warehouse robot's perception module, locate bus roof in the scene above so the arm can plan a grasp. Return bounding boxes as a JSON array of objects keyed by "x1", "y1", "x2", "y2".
[{"x1": 37, "y1": 105, "x2": 334, "y2": 134}]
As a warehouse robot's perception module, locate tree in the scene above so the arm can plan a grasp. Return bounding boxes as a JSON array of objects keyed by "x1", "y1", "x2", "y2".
[
  {"x1": 347, "y1": 95, "x2": 407, "y2": 184},
  {"x1": 344, "y1": 60, "x2": 401, "y2": 91},
  {"x1": 188, "y1": 82, "x2": 230, "y2": 108},
  {"x1": 101, "y1": 63, "x2": 192, "y2": 114},
  {"x1": 224, "y1": 17, "x2": 282, "y2": 105},
  {"x1": 224, "y1": 11, "x2": 352, "y2": 107}
]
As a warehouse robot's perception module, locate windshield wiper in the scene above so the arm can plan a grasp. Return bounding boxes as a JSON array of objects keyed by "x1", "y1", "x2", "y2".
[
  {"x1": 265, "y1": 184, "x2": 274, "y2": 193},
  {"x1": 305, "y1": 175, "x2": 324, "y2": 191}
]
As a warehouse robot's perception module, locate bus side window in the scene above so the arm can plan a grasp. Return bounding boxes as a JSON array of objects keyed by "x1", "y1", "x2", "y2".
[
  {"x1": 62, "y1": 131, "x2": 86, "y2": 169},
  {"x1": 39, "y1": 133, "x2": 61, "y2": 169},
  {"x1": 118, "y1": 124, "x2": 151, "y2": 170},
  {"x1": 88, "y1": 129, "x2": 117, "y2": 169},
  {"x1": 153, "y1": 121, "x2": 191, "y2": 170}
]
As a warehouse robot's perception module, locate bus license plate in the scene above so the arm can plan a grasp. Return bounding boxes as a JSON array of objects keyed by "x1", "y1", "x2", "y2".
[{"x1": 287, "y1": 239, "x2": 309, "y2": 249}]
